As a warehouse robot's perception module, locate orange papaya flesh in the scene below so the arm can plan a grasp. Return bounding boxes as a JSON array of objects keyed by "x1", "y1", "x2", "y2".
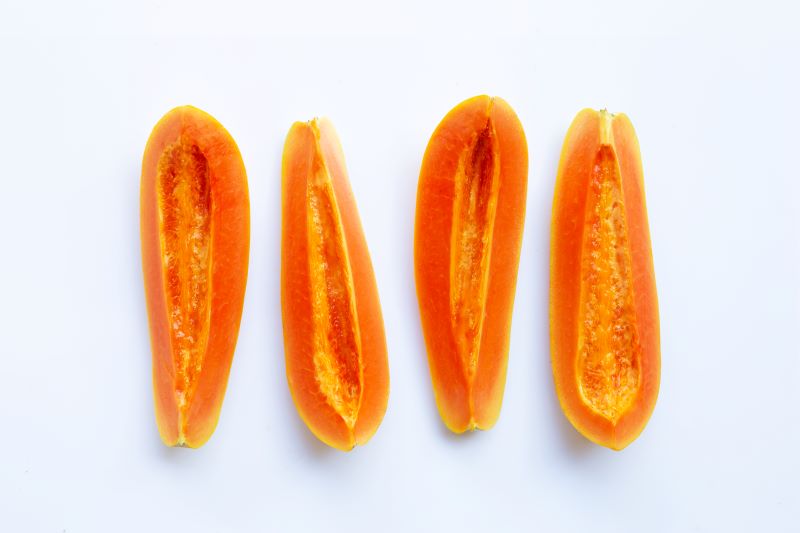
[
  {"x1": 141, "y1": 106, "x2": 250, "y2": 448},
  {"x1": 550, "y1": 109, "x2": 660, "y2": 450},
  {"x1": 415, "y1": 96, "x2": 528, "y2": 433},
  {"x1": 281, "y1": 118, "x2": 389, "y2": 451}
]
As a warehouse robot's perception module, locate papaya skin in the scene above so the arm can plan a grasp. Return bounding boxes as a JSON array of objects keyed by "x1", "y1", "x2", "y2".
[
  {"x1": 550, "y1": 109, "x2": 660, "y2": 450},
  {"x1": 414, "y1": 95, "x2": 528, "y2": 433},
  {"x1": 281, "y1": 118, "x2": 389, "y2": 451},
  {"x1": 141, "y1": 106, "x2": 250, "y2": 448}
]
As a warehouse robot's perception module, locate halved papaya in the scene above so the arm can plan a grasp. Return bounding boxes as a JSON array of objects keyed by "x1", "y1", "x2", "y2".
[
  {"x1": 414, "y1": 95, "x2": 528, "y2": 433},
  {"x1": 281, "y1": 118, "x2": 389, "y2": 451},
  {"x1": 141, "y1": 106, "x2": 250, "y2": 448},
  {"x1": 550, "y1": 109, "x2": 660, "y2": 450}
]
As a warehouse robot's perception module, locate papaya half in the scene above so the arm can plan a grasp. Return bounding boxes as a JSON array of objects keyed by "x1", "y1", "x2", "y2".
[
  {"x1": 550, "y1": 109, "x2": 660, "y2": 450},
  {"x1": 141, "y1": 106, "x2": 250, "y2": 448},
  {"x1": 281, "y1": 118, "x2": 389, "y2": 451},
  {"x1": 414, "y1": 95, "x2": 528, "y2": 433}
]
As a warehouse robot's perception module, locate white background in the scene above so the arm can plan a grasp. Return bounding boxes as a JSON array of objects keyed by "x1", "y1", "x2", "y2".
[{"x1": 1, "y1": 1, "x2": 798, "y2": 531}]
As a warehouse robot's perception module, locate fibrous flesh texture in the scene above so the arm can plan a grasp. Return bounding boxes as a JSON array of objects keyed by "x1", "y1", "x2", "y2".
[
  {"x1": 450, "y1": 122, "x2": 500, "y2": 392},
  {"x1": 576, "y1": 121, "x2": 641, "y2": 422},
  {"x1": 157, "y1": 138, "x2": 212, "y2": 423},
  {"x1": 306, "y1": 135, "x2": 363, "y2": 429}
]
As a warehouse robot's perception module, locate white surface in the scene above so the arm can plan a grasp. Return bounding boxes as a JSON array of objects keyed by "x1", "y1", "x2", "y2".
[{"x1": 1, "y1": 1, "x2": 798, "y2": 532}]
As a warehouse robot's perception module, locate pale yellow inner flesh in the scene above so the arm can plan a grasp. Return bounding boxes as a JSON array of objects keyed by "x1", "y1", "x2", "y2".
[
  {"x1": 576, "y1": 144, "x2": 641, "y2": 422},
  {"x1": 157, "y1": 137, "x2": 212, "y2": 416},
  {"x1": 450, "y1": 122, "x2": 500, "y2": 383},
  {"x1": 306, "y1": 141, "x2": 363, "y2": 429}
]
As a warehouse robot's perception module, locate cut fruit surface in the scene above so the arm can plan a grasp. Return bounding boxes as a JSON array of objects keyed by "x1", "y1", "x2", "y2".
[
  {"x1": 158, "y1": 138, "x2": 212, "y2": 413},
  {"x1": 281, "y1": 118, "x2": 389, "y2": 451},
  {"x1": 415, "y1": 95, "x2": 528, "y2": 433},
  {"x1": 550, "y1": 109, "x2": 659, "y2": 450},
  {"x1": 141, "y1": 106, "x2": 249, "y2": 448},
  {"x1": 450, "y1": 121, "x2": 500, "y2": 384}
]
